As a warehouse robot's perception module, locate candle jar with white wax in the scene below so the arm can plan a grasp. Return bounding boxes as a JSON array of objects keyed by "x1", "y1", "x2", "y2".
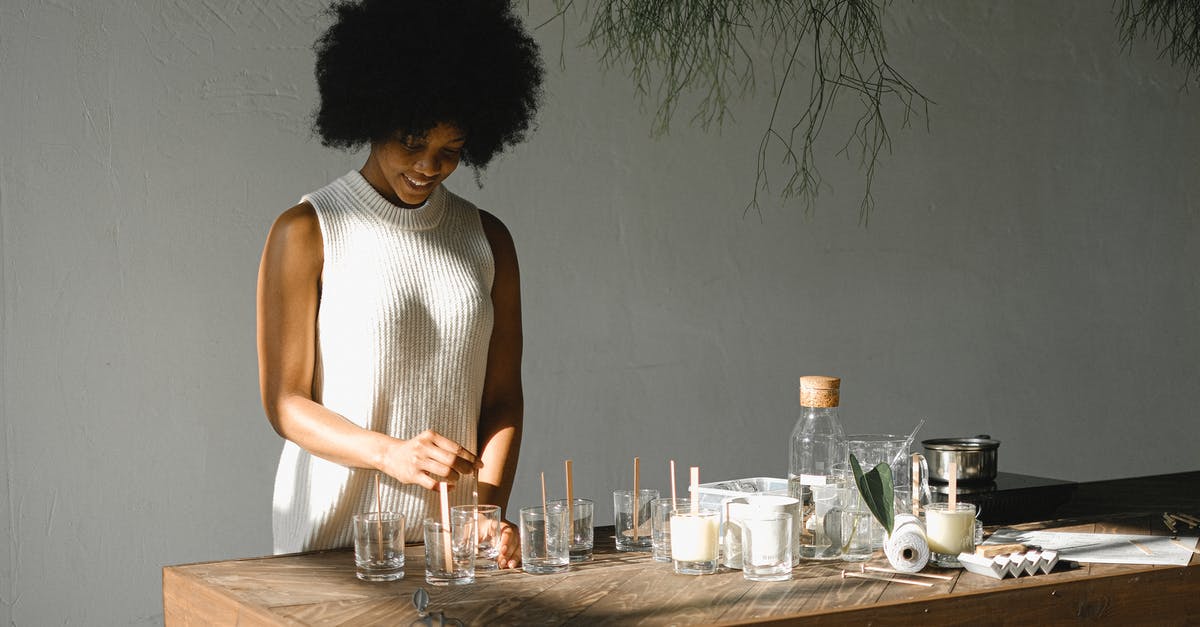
[
  {"x1": 924, "y1": 502, "x2": 976, "y2": 567},
  {"x1": 669, "y1": 504, "x2": 720, "y2": 575},
  {"x1": 739, "y1": 512, "x2": 793, "y2": 582}
]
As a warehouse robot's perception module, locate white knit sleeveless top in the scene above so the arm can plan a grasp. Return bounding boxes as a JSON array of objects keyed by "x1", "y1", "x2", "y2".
[{"x1": 272, "y1": 170, "x2": 494, "y2": 552}]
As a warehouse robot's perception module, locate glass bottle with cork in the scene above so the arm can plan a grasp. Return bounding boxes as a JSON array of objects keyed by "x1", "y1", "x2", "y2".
[{"x1": 789, "y1": 375, "x2": 848, "y2": 560}]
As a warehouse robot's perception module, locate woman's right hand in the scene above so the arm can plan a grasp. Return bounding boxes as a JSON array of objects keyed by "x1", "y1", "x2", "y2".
[{"x1": 380, "y1": 429, "x2": 482, "y2": 491}]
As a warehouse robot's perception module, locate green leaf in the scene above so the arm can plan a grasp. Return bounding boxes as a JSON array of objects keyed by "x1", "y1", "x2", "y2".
[{"x1": 850, "y1": 453, "x2": 895, "y2": 535}]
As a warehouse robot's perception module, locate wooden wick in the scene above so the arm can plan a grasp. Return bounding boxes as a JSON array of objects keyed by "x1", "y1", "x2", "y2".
[
  {"x1": 670, "y1": 459, "x2": 678, "y2": 512},
  {"x1": 911, "y1": 454, "x2": 920, "y2": 516},
  {"x1": 375, "y1": 473, "x2": 385, "y2": 558},
  {"x1": 864, "y1": 565, "x2": 953, "y2": 581},
  {"x1": 439, "y1": 481, "x2": 453, "y2": 571},
  {"x1": 948, "y1": 461, "x2": 957, "y2": 509},
  {"x1": 841, "y1": 569, "x2": 933, "y2": 587},
  {"x1": 541, "y1": 471, "x2": 549, "y2": 553},
  {"x1": 1129, "y1": 540, "x2": 1153, "y2": 556},
  {"x1": 633, "y1": 457, "x2": 641, "y2": 541},
  {"x1": 690, "y1": 466, "x2": 700, "y2": 512},
  {"x1": 565, "y1": 459, "x2": 574, "y2": 534}
]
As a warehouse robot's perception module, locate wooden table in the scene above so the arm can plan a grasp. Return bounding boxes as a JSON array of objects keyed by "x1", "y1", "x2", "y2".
[{"x1": 164, "y1": 474, "x2": 1200, "y2": 625}]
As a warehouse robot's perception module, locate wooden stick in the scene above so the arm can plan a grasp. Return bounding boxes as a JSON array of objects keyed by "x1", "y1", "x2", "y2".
[
  {"x1": 948, "y1": 461, "x2": 957, "y2": 509},
  {"x1": 1173, "y1": 512, "x2": 1200, "y2": 526},
  {"x1": 911, "y1": 454, "x2": 920, "y2": 516},
  {"x1": 841, "y1": 569, "x2": 933, "y2": 587},
  {"x1": 669, "y1": 459, "x2": 678, "y2": 511},
  {"x1": 633, "y1": 457, "x2": 641, "y2": 541},
  {"x1": 1171, "y1": 539, "x2": 1200, "y2": 555},
  {"x1": 975, "y1": 543, "x2": 1028, "y2": 558},
  {"x1": 565, "y1": 460, "x2": 574, "y2": 533},
  {"x1": 863, "y1": 565, "x2": 954, "y2": 581},
  {"x1": 542, "y1": 470, "x2": 549, "y2": 550},
  {"x1": 375, "y1": 473, "x2": 385, "y2": 558},
  {"x1": 439, "y1": 481, "x2": 453, "y2": 571},
  {"x1": 1129, "y1": 539, "x2": 1153, "y2": 556},
  {"x1": 690, "y1": 466, "x2": 700, "y2": 511}
]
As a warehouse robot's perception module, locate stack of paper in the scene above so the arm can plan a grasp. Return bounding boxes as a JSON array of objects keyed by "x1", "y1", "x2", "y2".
[{"x1": 986, "y1": 528, "x2": 1199, "y2": 566}]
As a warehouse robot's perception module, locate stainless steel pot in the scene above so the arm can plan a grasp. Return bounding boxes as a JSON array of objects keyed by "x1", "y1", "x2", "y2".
[{"x1": 921, "y1": 435, "x2": 1000, "y2": 483}]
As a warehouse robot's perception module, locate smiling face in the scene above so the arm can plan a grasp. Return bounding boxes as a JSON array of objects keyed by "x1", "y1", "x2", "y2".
[{"x1": 360, "y1": 122, "x2": 466, "y2": 207}]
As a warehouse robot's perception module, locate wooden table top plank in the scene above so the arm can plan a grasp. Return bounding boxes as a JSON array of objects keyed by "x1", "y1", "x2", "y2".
[
  {"x1": 165, "y1": 472, "x2": 1200, "y2": 625},
  {"x1": 272, "y1": 596, "x2": 417, "y2": 627},
  {"x1": 563, "y1": 552, "x2": 749, "y2": 626},
  {"x1": 707, "y1": 562, "x2": 854, "y2": 623}
]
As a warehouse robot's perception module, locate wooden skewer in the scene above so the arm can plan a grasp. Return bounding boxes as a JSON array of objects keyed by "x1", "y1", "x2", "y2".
[
  {"x1": 633, "y1": 457, "x2": 641, "y2": 541},
  {"x1": 911, "y1": 454, "x2": 920, "y2": 516},
  {"x1": 948, "y1": 461, "x2": 957, "y2": 509},
  {"x1": 841, "y1": 569, "x2": 933, "y2": 587},
  {"x1": 375, "y1": 473, "x2": 385, "y2": 559},
  {"x1": 690, "y1": 466, "x2": 700, "y2": 512},
  {"x1": 863, "y1": 565, "x2": 954, "y2": 581},
  {"x1": 541, "y1": 471, "x2": 549, "y2": 553},
  {"x1": 670, "y1": 459, "x2": 678, "y2": 511},
  {"x1": 439, "y1": 482, "x2": 453, "y2": 571},
  {"x1": 565, "y1": 459, "x2": 574, "y2": 533}
]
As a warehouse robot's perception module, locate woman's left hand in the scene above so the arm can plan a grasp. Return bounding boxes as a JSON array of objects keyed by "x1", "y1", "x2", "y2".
[{"x1": 495, "y1": 520, "x2": 520, "y2": 569}]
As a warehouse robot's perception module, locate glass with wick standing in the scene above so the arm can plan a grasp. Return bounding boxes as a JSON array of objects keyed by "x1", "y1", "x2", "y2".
[{"x1": 789, "y1": 375, "x2": 848, "y2": 560}]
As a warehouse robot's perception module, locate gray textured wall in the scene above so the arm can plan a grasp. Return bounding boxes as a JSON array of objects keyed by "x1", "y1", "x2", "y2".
[{"x1": 2, "y1": 1, "x2": 1197, "y2": 624}]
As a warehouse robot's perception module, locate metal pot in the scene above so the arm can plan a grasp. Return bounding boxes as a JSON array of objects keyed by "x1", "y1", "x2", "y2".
[{"x1": 921, "y1": 435, "x2": 1000, "y2": 483}]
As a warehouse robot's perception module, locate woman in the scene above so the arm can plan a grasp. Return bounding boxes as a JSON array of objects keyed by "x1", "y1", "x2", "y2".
[{"x1": 256, "y1": 0, "x2": 542, "y2": 568}]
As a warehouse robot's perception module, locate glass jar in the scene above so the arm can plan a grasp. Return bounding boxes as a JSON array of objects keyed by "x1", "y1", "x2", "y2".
[{"x1": 789, "y1": 375, "x2": 848, "y2": 560}]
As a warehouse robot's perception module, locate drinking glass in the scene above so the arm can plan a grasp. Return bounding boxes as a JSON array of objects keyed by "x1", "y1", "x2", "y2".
[
  {"x1": 613, "y1": 489, "x2": 658, "y2": 551},
  {"x1": 669, "y1": 504, "x2": 720, "y2": 575},
  {"x1": 740, "y1": 512, "x2": 793, "y2": 582},
  {"x1": 353, "y1": 512, "x2": 405, "y2": 581},
  {"x1": 423, "y1": 516, "x2": 476, "y2": 586},
  {"x1": 520, "y1": 503, "x2": 570, "y2": 574},
  {"x1": 451, "y1": 504, "x2": 501, "y2": 571},
  {"x1": 549, "y1": 498, "x2": 594, "y2": 562},
  {"x1": 651, "y1": 498, "x2": 689, "y2": 562},
  {"x1": 925, "y1": 502, "x2": 977, "y2": 567}
]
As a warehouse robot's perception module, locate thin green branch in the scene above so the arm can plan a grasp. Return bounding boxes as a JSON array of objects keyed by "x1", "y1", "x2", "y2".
[{"x1": 544, "y1": 0, "x2": 932, "y2": 221}]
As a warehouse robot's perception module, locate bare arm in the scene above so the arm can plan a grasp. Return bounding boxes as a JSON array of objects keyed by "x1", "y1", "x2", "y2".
[
  {"x1": 256, "y1": 203, "x2": 478, "y2": 490},
  {"x1": 475, "y1": 209, "x2": 525, "y2": 567}
]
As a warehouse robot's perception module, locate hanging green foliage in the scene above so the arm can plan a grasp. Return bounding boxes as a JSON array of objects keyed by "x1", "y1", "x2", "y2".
[
  {"x1": 1116, "y1": 0, "x2": 1200, "y2": 86},
  {"x1": 540, "y1": 0, "x2": 931, "y2": 221}
]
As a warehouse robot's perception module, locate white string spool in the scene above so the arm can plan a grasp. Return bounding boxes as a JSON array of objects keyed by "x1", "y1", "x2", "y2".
[{"x1": 885, "y1": 513, "x2": 930, "y2": 573}]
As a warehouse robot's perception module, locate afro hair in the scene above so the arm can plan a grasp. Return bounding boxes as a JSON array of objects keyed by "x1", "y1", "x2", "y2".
[{"x1": 313, "y1": 0, "x2": 544, "y2": 169}]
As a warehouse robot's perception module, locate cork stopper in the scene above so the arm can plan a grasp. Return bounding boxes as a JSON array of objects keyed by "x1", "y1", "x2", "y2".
[{"x1": 799, "y1": 375, "x2": 841, "y2": 408}]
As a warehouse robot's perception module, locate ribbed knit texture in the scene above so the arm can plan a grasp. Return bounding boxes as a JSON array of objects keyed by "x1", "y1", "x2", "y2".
[{"x1": 272, "y1": 170, "x2": 495, "y2": 552}]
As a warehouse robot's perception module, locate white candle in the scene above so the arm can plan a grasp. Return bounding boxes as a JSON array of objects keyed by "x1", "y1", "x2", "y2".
[
  {"x1": 670, "y1": 513, "x2": 718, "y2": 562},
  {"x1": 742, "y1": 517, "x2": 786, "y2": 565},
  {"x1": 925, "y1": 505, "x2": 975, "y2": 555}
]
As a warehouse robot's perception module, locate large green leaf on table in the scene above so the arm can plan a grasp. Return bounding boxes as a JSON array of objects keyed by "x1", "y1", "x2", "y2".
[{"x1": 850, "y1": 453, "x2": 895, "y2": 535}]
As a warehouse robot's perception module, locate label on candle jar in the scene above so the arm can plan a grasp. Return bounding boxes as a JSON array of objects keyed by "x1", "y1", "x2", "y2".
[{"x1": 670, "y1": 514, "x2": 718, "y2": 562}]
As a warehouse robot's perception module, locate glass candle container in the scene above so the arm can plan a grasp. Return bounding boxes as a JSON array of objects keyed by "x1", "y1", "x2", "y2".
[
  {"x1": 669, "y1": 504, "x2": 720, "y2": 575},
  {"x1": 925, "y1": 502, "x2": 977, "y2": 568}
]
